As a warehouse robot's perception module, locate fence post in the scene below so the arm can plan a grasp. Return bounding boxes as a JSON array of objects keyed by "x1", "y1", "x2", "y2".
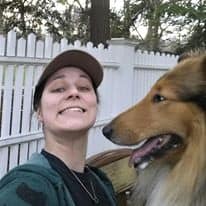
[{"x1": 108, "y1": 38, "x2": 137, "y2": 116}]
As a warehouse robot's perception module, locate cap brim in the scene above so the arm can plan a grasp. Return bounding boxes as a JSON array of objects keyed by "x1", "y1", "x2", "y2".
[{"x1": 41, "y1": 49, "x2": 103, "y2": 88}]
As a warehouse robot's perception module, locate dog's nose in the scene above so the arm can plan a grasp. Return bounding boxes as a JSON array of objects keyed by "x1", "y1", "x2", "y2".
[{"x1": 102, "y1": 125, "x2": 113, "y2": 139}]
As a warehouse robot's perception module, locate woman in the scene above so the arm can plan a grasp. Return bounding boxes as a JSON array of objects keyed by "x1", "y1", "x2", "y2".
[{"x1": 0, "y1": 50, "x2": 116, "y2": 206}]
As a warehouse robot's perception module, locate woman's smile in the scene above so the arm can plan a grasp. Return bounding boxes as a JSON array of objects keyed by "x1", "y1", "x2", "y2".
[{"x1": 59, "y1": 106, "x2": 86, "y2": 114}]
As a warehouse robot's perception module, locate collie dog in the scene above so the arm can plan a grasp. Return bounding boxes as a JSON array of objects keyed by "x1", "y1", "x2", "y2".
[{"x1": 103, "y1": 52, "x2": 206, "y2": 206}]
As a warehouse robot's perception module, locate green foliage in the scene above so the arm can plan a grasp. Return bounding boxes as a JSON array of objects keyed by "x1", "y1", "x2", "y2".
[
  {"x1": 1, "y1": 0, "x2": 60, "y2": 36},
  {"x1": 174, "y1": 0, "x2": 206, "y2": 53},
  {"x1": 1, "y1": 0, "x2": 205, "y2": 52},
  {"x1": 1, "y1": 0, "x2": 89, "y2": 41}
]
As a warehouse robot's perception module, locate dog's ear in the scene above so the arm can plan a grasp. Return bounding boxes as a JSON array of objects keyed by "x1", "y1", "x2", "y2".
[
  {"x1": 177, "y1": 49, "x2": 206, "y2": 63},
  {"x1": 199, "y1": 54, "x2": 206, "y2": 78},
  {"x1": 189, "y1": 54, "x2": 206, "y2": 110},
  {"x1": 176, "y1": 53, "x2": 206, "y2": 110},
  {"x1": 177, "y1": 53, "x2": 191, "y2": 63},
  {"x1": 202, "y1": 54, "x2": 206, "y2": 69}
]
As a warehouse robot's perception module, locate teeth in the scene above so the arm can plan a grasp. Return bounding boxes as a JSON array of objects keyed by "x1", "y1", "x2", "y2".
[
  {"x1": 157, "y1": 137, "x2": 163, "y2": 146},
  {"x1": 68, "y1": 108, "x2": 83, "y2": 112},
  {"x1": 134, "y1": 158, "x2": 142, "y2": 164},
  {"x1": 62, "y1": 107, "x2": 84, "y2": 113},
  {"x1": 138, "y1": 161, "x2": 149, "y2": 170}
]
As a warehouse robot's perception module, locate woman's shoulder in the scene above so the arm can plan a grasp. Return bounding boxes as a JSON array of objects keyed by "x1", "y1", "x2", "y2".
[
  {"x1": 0, "y1": 153, "x2": 63, "y2": 186},
  {"x1": 0, "y1": 153, "x2": 64, "y2": 206},
  {"x1": 0, "y1": 164, "x2": 60, "y2": 206}
]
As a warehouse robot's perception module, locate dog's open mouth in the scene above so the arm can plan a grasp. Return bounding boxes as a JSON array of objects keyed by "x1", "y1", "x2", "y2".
[{"x1": 129, "y1": 134, "x2": 183, "y2": 170}]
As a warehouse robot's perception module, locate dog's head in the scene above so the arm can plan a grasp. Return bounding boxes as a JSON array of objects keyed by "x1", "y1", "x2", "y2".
[{"x1": 103, "y1": 53, "x2": 206, "y2": 170}]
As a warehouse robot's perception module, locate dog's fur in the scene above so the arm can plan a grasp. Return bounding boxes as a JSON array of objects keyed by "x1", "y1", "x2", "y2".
[{"x1": 103, "y1": 52, "x2": 206, "y2": 206}]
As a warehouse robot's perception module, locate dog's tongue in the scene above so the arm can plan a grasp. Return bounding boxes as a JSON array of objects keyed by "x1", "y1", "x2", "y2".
[{"x1": 129, "y1": 137, "x2": 161, "y2": 166}]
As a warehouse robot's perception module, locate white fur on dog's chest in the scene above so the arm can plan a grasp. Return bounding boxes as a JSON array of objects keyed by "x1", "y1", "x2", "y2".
[{"x1": 130, "y1": 164, "x2": 206, "y2": 206}]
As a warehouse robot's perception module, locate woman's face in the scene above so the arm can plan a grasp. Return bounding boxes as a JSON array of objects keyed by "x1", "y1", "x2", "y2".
[{"x1": 37, "y1": 67, "x2": 98, "y2": 136}]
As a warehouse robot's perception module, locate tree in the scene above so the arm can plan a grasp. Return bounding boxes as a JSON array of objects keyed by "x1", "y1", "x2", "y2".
[
  {"x1": 0, "y1": 0, "x2": 5, "y2": 33},
  {"x1": 125, "y1": 0, "x2": 192, "y2": 51},
  {"x1": 1, "y1": 0, "x2": 205, "y2": 52},
  {"x1": 90, "y1": 0, "x2": 110, "y2": 46},
  {"x1": 1, "y1": 0, "x2": 61, "y2": 36},
  {"x1": 110, "y1": 0, "x2": 142, "y2": 39},
  {"x1": 110, "y1": 0, "x2": 206, "y2": 52},
  {"x1": 175, "y1": 0, "x2": 206, "y2": 53},
  {"x1": 1, "y1": 0, "x2": 89, "y2": 41}
]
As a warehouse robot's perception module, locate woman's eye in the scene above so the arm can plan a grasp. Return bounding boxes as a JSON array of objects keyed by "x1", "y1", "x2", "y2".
[
  {"x1": 78, "y1": 86, "x2": 90, "y2": 91},
  {"x1": 52, "y1": 87, "x2": 65, "y2": 93},
  {"x1": 152, "y1": 94, "x2": 166, "y2": 103}
]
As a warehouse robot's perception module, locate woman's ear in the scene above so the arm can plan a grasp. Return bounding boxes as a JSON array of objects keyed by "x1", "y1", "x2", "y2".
[{"x1": 36, "y1": 108, "x2": 43, "y2": 122}]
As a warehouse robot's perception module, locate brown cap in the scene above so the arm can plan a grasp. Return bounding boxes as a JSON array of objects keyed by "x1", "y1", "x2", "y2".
[{"x1": 33, "y1": 49, "x2": 103, "y2": 111}]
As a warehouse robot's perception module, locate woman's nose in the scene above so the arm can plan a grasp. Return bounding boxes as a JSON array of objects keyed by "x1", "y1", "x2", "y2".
[{"x1": 65, "y1": 87, "x2": 80, "y2": 99}]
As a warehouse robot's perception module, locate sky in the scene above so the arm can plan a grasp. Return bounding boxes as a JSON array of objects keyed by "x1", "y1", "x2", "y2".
[
  {"x1": 56, "y1": 0, "x2": 124, "y2": 13},
  {"x1": 110, "y1": 0, "x2": 124, "y2": 10}
]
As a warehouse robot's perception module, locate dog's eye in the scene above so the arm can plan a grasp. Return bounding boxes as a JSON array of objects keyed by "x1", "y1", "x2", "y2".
[{"x1": 153, "y1": 94, "x2": 166, "y2": 103}]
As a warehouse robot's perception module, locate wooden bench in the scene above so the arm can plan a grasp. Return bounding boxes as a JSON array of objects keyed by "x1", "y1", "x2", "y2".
[{"x1": 87, "y1": 148, "x2": 137, "y2": 206}]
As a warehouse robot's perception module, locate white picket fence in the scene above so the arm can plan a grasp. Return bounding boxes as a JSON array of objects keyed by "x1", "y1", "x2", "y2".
[{"x1": 0, "y1": 30, "x2": 178, "y2": 177}]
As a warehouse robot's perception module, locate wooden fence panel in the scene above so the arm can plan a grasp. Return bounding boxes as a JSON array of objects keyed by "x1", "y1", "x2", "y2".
[
  {"x1": 6, "y1": 30, "x2": 16, "y2": 57},
  {"x1": 44, "y1": 35, "x2": 53, "y2": 58},
  {"x1": 0, "y1": 33, "x2": 5, "y2": 138},
  {"x1": 27, "y1": 33, "x2": 36, "y2": 58},
  {"x1": 19, "y1": 142, "x2": 29, "y2": 165},
  {"x1": 1, "y1": 66, "x2": 14, "y2": 138},
  {"x1": 37, "y1": 138, "x2": 44, "y2": 153},
  {"x1": 0, "y1": 66, "x2": 3, "y2": 128},
  {"x1": 133, "y1": 68, "x2": 167, "y2": 103},
  {"x1": 0, "y1": 147, "x2": 9, "y2": 177},
  {"x1": 17, "y1": 38, "x2": 26, "y2": 57},
  {"x1": 9, "y1": 144, "x2": 19, "y2": 170},
  {"x1": 0, "y1": 35, "x2": 6, "y2": 56},
  {"x1": 11, "y1": 66, "x2": 24, "y2": 135},
  {"x1": 97, "y1": 67, "x2": 117, "y2": 121},
  {"x1": 36, "y1": 40, "x2": 44, "y2": 58},
  {"x1": 88, "y1": 124, "x2": 119, "y2": 157},
  {"x1": 30, "y1": 66, "x2": 43, "y2": 131},
  {"x1": 21, "y1": 66, "x2": 34, "y2": 133},
  {"x1": 28, "y1": 140, "x2": 37, "y2": 158}
]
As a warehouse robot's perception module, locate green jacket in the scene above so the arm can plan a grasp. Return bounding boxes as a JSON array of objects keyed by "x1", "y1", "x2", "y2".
[{"x1": 0, "y1": 153, "x2": 116, "y2": 206}]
